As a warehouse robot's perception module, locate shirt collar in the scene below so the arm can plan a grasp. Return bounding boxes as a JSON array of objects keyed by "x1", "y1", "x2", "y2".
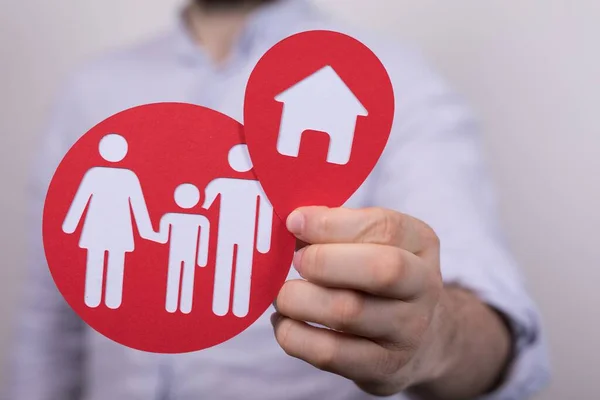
[{"x1": 173, "y1": 0, "x2": 317, "y2": 65}]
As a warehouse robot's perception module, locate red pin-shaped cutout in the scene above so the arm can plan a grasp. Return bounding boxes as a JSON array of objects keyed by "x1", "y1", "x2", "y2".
[{"x1": 244, "y1": 30, "x2": 395, "y2": 220}]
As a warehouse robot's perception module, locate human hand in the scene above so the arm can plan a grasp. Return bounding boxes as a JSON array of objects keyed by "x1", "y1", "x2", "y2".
[
  {"x1": 62, "y1": 222, "x2": 76, "y2": 235},
  {"x1": 271, "y1": 206, "x2": 451, "y2": 396},
  {"x1": 142, "y1": 231, "x2": 167, "y2": 244}
]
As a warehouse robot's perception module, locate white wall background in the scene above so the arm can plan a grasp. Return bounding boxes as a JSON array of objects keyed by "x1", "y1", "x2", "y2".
[{"x1": 1, "y1": 1, "x2": 599, "y2": 398}]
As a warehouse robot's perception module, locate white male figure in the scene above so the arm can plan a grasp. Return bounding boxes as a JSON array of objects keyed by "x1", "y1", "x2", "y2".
[
  {"x1": 156, "y1": 184, "x2": 210, "y2": 314},
  {"x1": 203, "y1": 144, "x2": 273, "y2": 318}
]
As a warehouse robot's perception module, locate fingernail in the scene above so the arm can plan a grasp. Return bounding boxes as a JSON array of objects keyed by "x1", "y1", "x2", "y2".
[
  {"x1": 293, "y1": 247, "x2": 305, "y2": 272},
  {"x1": 287, "y1": 210, "x2": 305, "y2": 235}
]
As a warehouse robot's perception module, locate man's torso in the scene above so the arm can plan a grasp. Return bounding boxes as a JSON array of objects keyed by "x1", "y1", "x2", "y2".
[{"x1": 57, "y1": 2, "x2": 400, "y2": 399}]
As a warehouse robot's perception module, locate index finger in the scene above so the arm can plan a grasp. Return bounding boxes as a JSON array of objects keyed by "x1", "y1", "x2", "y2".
[{"x1": 286, "y1": 207, "x2": 432, "y2": 254}]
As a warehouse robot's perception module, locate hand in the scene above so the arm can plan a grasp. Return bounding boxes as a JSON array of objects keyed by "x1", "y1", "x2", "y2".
[
  {"x1": 62, "y1": 218, "x2": 77, "y2": 234},
  {"x1": 62, "y1": 223, "x2": 76, "y2": 234},
  {"x1": 271, "y1": 206, "x2": 450, "y2": 396},
  {"x1": 143, "y1": 231, "x2": 167, "y2": 244}
]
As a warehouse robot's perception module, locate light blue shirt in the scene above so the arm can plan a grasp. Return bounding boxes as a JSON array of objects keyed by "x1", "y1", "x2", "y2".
[{"x1": 4, "y1": 1, "x2": 550, "y2": 399}]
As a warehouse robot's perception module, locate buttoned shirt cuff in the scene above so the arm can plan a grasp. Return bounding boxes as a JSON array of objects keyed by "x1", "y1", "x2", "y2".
[{"x1": 462, "y1": 281, "x2": 551, "y2": 400}]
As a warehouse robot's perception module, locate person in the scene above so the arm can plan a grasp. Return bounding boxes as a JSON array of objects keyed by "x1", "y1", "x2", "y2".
[
  {"x1": 203, "y1": 144, "x2": 273, "y2": 318},
  {"x1": 62, "y1": 133, "x2": 158, "y2": 310},
  {"x1": 157, "y1": 183, "x2": 211, "y2": 314},
  {"x1": 5, "y1": 0, "x2": 550, "y2": 399}
]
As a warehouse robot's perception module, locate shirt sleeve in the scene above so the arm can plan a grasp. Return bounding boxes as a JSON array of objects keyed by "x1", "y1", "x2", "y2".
[
  {"x1": 2, "y1": 80, "x2": 88, "y2": 400},
  {"x1": 366, "y1": 48, "x2": 551, "y2": 399}
]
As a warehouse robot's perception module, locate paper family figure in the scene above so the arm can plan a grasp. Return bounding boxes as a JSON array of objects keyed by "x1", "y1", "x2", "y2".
[
  {"x1": 156, "y1": 184, "x2": 210, "y2": 314},
  {"x1": 63, "y1": 135, "x2": 274, "y2": 318},
  {"x1": 62, "y1": 134, "x2": 159, "y2": 309},
  {"x1": 203, "y1": 144, "x2": 274, "y2": 318},
  {"x1": 275, "y1": 66, "x2": 368, "y2": 165}
]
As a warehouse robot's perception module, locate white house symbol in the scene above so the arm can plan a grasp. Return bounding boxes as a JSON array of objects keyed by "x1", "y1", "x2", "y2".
[{"x1": 274, "y1": 66, "x2": 368, "y2": 165}]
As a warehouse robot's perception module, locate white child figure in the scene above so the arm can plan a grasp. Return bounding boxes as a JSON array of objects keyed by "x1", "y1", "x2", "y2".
[
  {"x1": 157, "y1": 183, "x2": 210, "y2": 314},
  {"x1": 203, "y1": 144, "x2": 273, "y2": 318}
]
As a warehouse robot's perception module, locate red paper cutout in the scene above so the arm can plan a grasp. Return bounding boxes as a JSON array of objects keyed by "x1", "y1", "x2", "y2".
[
  {"x1": 244, "y1": 30, "x2": 395, "y2": 220},
  {"x1": 43, "y1": 103, "x2": 295, "y2": 353}
]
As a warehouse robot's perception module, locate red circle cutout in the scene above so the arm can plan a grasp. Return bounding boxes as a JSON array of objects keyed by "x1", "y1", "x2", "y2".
[{"x1": 43, "y1": 103, "x2": 295, "y2": 353}]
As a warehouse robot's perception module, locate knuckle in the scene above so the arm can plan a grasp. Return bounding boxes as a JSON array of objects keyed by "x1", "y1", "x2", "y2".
[
  {"x1": 275, "y1": 319, "x2": 296, "y2": 353},
  {"x1": 421, "y1": 223, "x2": 440, "y2": 249},
  {"x1": 371, "y1": 209, "x2": 401, "y2": 244},
  {"x1": 417, "y1": 315, "x2": 432, "y2": 339},
  {"x1": 302, "y1": 245, "x2": 325, "y2": 280},
  {"x1": 312, "y1": 337, "x2": 340, "y2": 372},
  {"x1": 330, "y1": 291, "x2": 365, "y2": 331},
  {"x1": 318, "y1": 212, "x2": 333, "y2": 236},
  {"x1": 424, "y1": 270, "x2": 444, "y2": 300},
  {"x1": 371, "y1": 250, "x2": 405, "y2": 292},
  {"x1": 374, "y1": 351, "x2": 406, "y2": 379},
  {"x1": 409, "y1": 310, "x2": 432, "y2": 341},
  {"x1": 387, "y1": 311, "x2": 406, "y2": 338},
  {"x1": 276, "y1": 281, "x2": 300, "y2": 313},
  {"x1": 356, "y1": 208, "x2": 394, "y2": 244},
  {"x1": 387, "y1": 309, "x2": 429, "y2": 349},
  {"x1": 387, "y1": 340, "x2": 419, "y2": 356}
]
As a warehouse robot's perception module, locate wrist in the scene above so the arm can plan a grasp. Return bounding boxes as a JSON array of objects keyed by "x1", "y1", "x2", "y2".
[
  {"x1": 407, "y1": 287, "x2": 512, "y2": 399},
  {"x1": 406, "y1": 288, "x2": 465, "y2": 398}
]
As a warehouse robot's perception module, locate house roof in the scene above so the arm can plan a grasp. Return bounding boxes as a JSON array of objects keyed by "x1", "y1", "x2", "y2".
[{"x1": 275, "y1": 66, "x2": 368, "y2": 116}]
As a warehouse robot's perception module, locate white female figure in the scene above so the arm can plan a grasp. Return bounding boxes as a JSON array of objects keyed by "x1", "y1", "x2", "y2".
[{"x1": 62, "y1": 134, "x2": 157, "y2": 309}]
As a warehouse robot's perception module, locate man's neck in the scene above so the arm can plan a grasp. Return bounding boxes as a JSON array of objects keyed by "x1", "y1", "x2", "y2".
[{"x1": 186, "y1": 1, "x2": 275, "y2": 65}]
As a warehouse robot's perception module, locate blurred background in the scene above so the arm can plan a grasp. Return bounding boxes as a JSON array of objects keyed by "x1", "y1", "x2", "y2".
[{"x1": 1, "y1": 0, "x2": 598, "y2": 398}]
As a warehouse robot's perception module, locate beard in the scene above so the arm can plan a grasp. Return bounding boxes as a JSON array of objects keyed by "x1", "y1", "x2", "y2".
[{"x1": 194, "y1": 0, "x2": 276, "y2": 11}]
